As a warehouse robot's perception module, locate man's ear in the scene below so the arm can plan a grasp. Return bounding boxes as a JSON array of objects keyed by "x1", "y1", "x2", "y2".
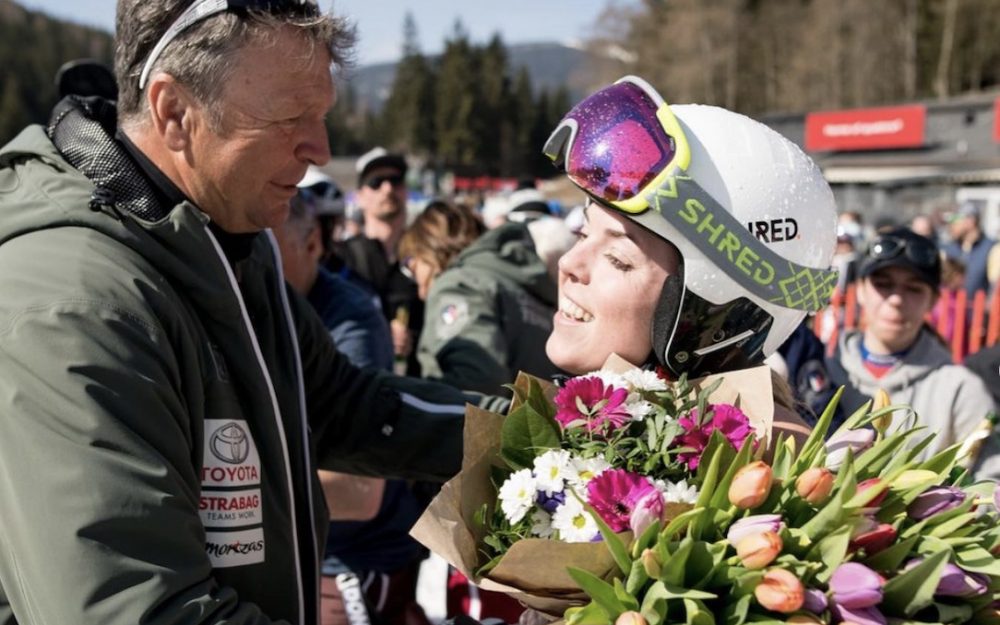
[
  {"x1": 145, "y1": 75, "x2": 195, "y2": 152},
  {"x1": 304, "y1": 221, "x2": 324, "y2": 263}
]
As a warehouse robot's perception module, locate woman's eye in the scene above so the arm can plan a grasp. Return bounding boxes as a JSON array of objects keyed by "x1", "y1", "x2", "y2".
[{"x1": 605, "y1": 253, "x2": 633, "y2": 272}]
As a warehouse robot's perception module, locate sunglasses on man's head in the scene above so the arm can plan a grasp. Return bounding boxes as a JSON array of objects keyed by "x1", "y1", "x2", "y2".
[
  {"x1": 868, "y1": 235, "x2": 938, "y2": 269},
  {"x1": 139, "y1": 0, "x2": 320, "y2": 90},
  {"x1": 363, "y1": 174, "x2": 405, "y2": 190}
]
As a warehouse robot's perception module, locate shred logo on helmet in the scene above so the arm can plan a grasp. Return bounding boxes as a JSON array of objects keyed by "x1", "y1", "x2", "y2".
[{"x1": 544, "y1": 75, "x2": 838, "y2": 377}]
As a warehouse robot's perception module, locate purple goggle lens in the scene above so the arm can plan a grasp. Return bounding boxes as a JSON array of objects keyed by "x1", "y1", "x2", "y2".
[{"x1": 561, "y1": 81, "x2": 676, "y2": 203}]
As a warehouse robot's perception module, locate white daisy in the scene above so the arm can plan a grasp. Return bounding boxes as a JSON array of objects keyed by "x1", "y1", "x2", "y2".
[
  {"x1": 582, "y1": 369, "x2": 628, "y2": 391},
  {"x1": 568, "y1": 456, "x2": 611, "y2": 489},
  {"x1": 530, "y1": 509, "x2": 554, "y2": 538},
  {"x1": 625, "y1": 398, "x2": 656, "y2": 421},
  {"x1": 551, "y1": 496, "x2": 599, "y2": 543},
  {"x1": 532, "y1": 449, "x2": 573, "y2": 495},
  {"x1": 655, "y1": 478, "x2": 700, "y2": 504},
  {"x1": 498, "y1": 468, "x2": 537, "y2": 524},
  {"x1": 622, "y1": 368, "x2": 668, "y2": 392}
]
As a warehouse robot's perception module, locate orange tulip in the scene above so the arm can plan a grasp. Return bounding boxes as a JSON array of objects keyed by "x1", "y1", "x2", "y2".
[
  {"x1": 615, "y1": 611, "x2": 648, "y2": 625},
  {"x1": 755, "y1": 568, "x2": 805, "y2": 613},
  {"x1": 796, "y1": 467, "x2": 835, "y2": 505},
  {"x1": 729, "y1": 461, "x2": 774, "y2": 509},
  {"x1": 737, "y1": 530, "x2": 783, "y2": 569}
]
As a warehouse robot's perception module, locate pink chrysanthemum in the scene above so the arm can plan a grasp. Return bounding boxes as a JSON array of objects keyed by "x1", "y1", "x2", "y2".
[
  {"x1": 675, "y1": 403, "x2": 753, "y2": 470},
  {"x1": 553, "y1": 376, "x2": 631, "y2": 435},
  {"x1": 586, "y1": 469, "x2": 657, "y2": 532}
]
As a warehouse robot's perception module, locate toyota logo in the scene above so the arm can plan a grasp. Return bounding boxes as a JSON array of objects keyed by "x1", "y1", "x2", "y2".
[{"x1": 209, "y1": 421, "x2": 250, "y2": 464}]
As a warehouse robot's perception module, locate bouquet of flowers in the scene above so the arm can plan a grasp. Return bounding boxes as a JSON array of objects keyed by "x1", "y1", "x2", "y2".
[
  {"x1": 411, "y1": 356, "x2": 779, "y2": 615},
  {"x1": 563, "y1": 388, "x2": 1000, "y2": 625}
]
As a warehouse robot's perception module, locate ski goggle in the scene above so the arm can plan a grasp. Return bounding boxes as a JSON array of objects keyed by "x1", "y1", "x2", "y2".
[
  {"x1": 139, "y1": 0, "x2": 320, "y2": 90},
  {"x1": 543, "y1": 76, "x2": 691, "y2": 215},
  {"x1": 868, "y1": 234, "x2": 938, "y2": 269}
]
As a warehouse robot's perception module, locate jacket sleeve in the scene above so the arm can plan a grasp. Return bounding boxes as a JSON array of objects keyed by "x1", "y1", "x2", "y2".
[
  {"x1": 417, "y1": 278, "x2": 510, "y2": 395},
  {"x1": 0, "y1": 300, "x2": 282, "y2": 625},
  {"x1": 288, "y1": 288, "x2": 508, "y2": 481}
]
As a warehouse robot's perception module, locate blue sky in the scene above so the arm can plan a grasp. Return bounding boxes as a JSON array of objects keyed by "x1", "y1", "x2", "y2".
[{"x1": 23, "y1": 0, "x2": 633, "y2": 66}]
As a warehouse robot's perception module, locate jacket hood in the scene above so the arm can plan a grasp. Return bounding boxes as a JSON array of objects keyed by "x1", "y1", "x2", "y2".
[
  {"x1": 448, "y1": 221, "x2": 556, "y2": 305},
  {"x1": 0, "y1": 96, "x2": 260, "y2": 323},
  {"x1": 833, "y1": 328, "x2": 953, "y2": 396}
]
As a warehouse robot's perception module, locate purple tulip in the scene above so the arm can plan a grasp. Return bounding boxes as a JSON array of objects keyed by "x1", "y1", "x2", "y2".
[
  {"x1": 907, "y1": 486, "x2": 966, "y2": 520},
  {"x1": 830, "y1": 562, "x2": 883, "y2": 608},
  {"x1": 937, "y1": 563, "x2": 989, "y2": 598},
  {"x1": 825, "y1": 429, "x2": 875, "y2": 470},
  {"x1": 831, "y1": 603, "x2": 887, "y2": 625},
  {"x1": 802, "y1": 588, "x2": 828, "y2": 614},
  {"x1": 726, "y1": 514, "x2": 784, "y2": 546}
]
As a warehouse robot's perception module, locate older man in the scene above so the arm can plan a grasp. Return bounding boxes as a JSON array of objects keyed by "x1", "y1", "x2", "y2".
[{"x1": 0, "y1": 2, "x2": 499, "y2": 624}]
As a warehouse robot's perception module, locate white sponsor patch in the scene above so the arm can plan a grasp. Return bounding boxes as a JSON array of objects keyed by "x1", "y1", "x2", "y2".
[
  {"x1": 205, "y1": 527, "x2": 266, "y2": 568},
  {"x1": 201, "y1": 419, "x2": 261, "y2": 487},
  {"x1": 199, "y1": 488, "x2": 263, "y2": 528}
]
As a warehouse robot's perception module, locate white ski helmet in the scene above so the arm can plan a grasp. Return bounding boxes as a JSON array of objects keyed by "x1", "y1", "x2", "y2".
[{"x1": 544, "y1": 75, "x2": 837, "y2": 377}]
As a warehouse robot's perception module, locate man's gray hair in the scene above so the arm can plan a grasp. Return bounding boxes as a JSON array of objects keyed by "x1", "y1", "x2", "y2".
[{"x1": 115, "y1": 0, "x2": 354, "y2": 127}]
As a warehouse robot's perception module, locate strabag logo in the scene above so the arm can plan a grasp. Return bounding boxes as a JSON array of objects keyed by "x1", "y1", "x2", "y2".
[
  {"x1": 199, "y1": 488, "x2": 263, "y2": 528},
  {"x1": 205, "y1": 527, "x2": 266, "y2": 568},
  {"x1": 202, "y1": 419, "x2": 261, "y2": 487}
]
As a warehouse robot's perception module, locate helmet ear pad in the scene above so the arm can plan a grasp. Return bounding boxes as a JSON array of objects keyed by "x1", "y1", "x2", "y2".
[{"x1": 651, "y1": 269, "x2": 775, "y2": 378}]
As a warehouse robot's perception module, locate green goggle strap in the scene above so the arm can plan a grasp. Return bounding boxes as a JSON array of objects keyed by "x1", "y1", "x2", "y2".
[{"x1": 637, "y1": 174, "x2": 838, "y2": 313}]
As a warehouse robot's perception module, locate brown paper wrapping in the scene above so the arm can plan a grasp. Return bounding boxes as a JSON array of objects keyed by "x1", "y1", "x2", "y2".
[{"x1": 411, "y1": 358, "x2": 775, "y2": 616}]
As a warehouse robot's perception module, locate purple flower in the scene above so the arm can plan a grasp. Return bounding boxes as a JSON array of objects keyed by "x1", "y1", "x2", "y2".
[
  {"x1": 802, "y1": 588, "x2": 828, "y2": 614},
  {"x1": 937, "y1": 563, "x2": 989, "y2": 598},
  {"x1": 831, "y1": 603, "x2": 887, "y2": 625},
  {"x1": 908, "y1": 486, "x2": 966, "y2": 520},
  {"x1": 628, "y1": 489, "x2": 664, "y2": 535},
  {"x1": 536, "y1": 490, "x2": 566, "y2": 514},
  {"x1": 825, "y1": 428, "x2": 875, "y2": 470},
  {"x1": 553, "y1": 376, "x2": 631, "y2": 436},
  {"x1": 830, "y1": 562, "x2": 883, "y2": 608},
  {"x1": 726, "y1": 514, "x2": 784, "y2": 546},
  {"x1": 675, "y1": 404, "x2": 754, "y2": 470},
  {"x1": 586, "y1": 469, "x2": 657, "y2": 532}
]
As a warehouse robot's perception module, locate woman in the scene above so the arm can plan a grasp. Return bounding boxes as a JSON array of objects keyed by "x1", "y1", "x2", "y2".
[
  {"x1": 541, "y1": 76, "x2": 839, "y2": 442},
  {"x1": 398, "y1": 200, "x2": 561, "y2": 395},
  {"x1": 825, "y1": 227, "x2": 994, "y2": 467}
]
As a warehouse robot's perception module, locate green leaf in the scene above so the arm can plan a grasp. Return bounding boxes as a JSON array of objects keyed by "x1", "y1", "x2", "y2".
[
  {"x1": 684, "y1": 598, "x2": 716, "y2": 625},
  {"x1": 661, "y1": 507, "x2": 705, "y2": 541},
  {"x1": 626, "y1": 558, "x2": 650, "y2": 596},
  {"x1": 722, "y1": 593, "x2": 752, "y2": 625},
  {"x1": 499, "y1": 402, "x2": 560, "y2": 469},
  {"x1": 930, "y1": 601, "x2": 974, "y2": 625},
  {"x1": 640, "y1": 581, "x2": 670, "y2": 625},
  {"x1": 955, "y1": 546, "x2": 1000, "y2": 576},
  {"x1": 566, "y1": 601, "x2": 613, "y2": 625},
  {"x1": 800, "y1": 461, "x2": 855, "y2": 542},
  {"x1": 567, "y1": 566, "x2": 630, "y2": 615},
  {"x1": 587, "y1": 502, "x2": 632, "y2": 576},
  {"x1": 662, "y1": 537, "x2": 695, "y2": 586},
  {"x1": 881, "y1": 549, "x2": 950, "y2": 616},
  {"x1": 614, "y1": 577, "x2": 641, "y2": 612},
  {"x1": 806, "y1": 522, "x2": 853, "y2": 583},
  {"x1": 632, "y1": 519, "x2": 662, "y2": 559},
  {"x1": 792, "y1": 386, "x2": 845, "y2": 472},
  {"x1": 918, "y1": 443, "x2": 964, "y2": 475},
  {"x1": 526, "y1": 377, "x2": 556, "y2": 421},
  {"x1": 864, "y1": 535, "x2": 919, "y2": 573}
]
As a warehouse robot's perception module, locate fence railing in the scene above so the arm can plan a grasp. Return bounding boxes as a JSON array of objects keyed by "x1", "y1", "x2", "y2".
[{"x1": 812, "y1": 285, "x2": 1000, "y2": 363}]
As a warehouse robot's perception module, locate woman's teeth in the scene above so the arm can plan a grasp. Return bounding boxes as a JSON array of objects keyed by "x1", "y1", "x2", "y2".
[{"x1": 560, "y1": 297, "x2": 593, "y2": 322}]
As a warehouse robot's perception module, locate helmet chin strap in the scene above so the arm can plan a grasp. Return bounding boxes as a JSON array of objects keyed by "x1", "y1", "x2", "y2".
[{"x1": 651, "y1": 273, "x2": 776, "y2": 379}]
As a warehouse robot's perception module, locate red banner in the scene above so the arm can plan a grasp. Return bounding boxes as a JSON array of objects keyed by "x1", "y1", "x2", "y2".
[
  {"x1": 805, "y1": 105, "x2": 926, "y2": 152},
  {"x1": 994, "y1": 97, "x2": 1000, "y2": 143}
]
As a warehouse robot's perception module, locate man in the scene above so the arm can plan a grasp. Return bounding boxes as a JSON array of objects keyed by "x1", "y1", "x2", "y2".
[
  {"x1": 0, "y1": 2, "x2": 501, "y2": 624},
  {"x1": 336, "y1": 148, "x2": 423, "y2": 374},
  {"x1": 273, "y1": 183, "x2": 429, "y2": 625},
  {"x1": 944, "y1": 200, "x2": 1000, "y2": 297}
]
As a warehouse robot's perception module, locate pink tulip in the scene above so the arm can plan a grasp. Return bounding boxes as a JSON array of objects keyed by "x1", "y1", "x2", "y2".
[
  {"x1": 796, "y1": 467, "x2": 835, "y2": 505},
  {"x1": 830, "y1": 562, "x2": 883, "y2": 608}
]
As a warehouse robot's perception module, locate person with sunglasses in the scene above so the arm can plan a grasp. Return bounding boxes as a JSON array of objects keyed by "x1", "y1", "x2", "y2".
[
  {"x1": 541, "y1": 76, "x2": 836, "y2": 446},
  {"x1": 0, "y1": 2, "x2": 509, "y2": 624},
  {"x1": 335, "y1": 147, "x2": 425, "y2": 377},
  {"x1": 825, "y1": 227, "x2": 995, "y2": 472}
]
